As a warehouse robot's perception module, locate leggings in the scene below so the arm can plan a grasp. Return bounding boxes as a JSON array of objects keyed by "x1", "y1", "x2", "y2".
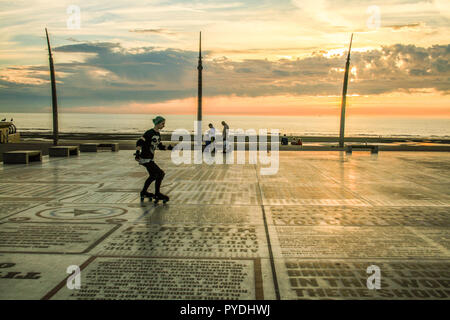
[{"x1": 142, "y1": 161, "x2": 165, "y2": 194}]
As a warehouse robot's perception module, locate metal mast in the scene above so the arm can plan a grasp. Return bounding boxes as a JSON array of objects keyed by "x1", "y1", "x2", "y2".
[
  {"x1": 338, "y1": 33, "x2": 353, "y2": 148},
  {"x1": 45, "y1": 28, "x2": 59, "y2": 146},
  {"x1": 197, "y1": 31, "x2": 203, "y2": 122}
]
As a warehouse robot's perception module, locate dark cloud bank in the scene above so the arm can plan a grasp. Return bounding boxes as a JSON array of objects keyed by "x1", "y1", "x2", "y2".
[{"x1": 1, "y1": 42, "x2": 448, "y2": 112}]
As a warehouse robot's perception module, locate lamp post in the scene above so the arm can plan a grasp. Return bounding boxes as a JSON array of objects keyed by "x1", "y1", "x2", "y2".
[{"x1": 197, "y1": 31, "x2": 203, "y2": 122}]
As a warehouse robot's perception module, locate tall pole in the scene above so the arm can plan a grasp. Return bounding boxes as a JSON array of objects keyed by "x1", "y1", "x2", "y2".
[
  {"x1": 45, "y1": 28, "x2": 59, "y2": 146},
  {"x1": 339, "y1": 33, "x2": 353, "y2": 148},
  {"x1": 197, "y1": 31, "x2": 203, "y2": 122}
]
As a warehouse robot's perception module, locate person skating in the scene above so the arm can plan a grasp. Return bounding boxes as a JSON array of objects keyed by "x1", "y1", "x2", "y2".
[
  {"x1": 134, "y1": 116, "x2": 169, "y2": 204},
  {"x1": 205, "y1": 123, "x2": 216, "y2": 148}
]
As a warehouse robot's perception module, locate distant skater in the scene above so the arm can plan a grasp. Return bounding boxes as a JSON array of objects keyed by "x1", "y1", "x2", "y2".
[
  {"x1": 221, "y1": 121, "x2": 229, "y2": 153},
  {"x1": 134, "y1": 116, "x2": 169, "y2": 204},
  {"x1": 281, "y1": 134, "x2": 288, "y2": 145},
  {"x1": 205, "y1": 123, "x2": 216, "y2": 149}
]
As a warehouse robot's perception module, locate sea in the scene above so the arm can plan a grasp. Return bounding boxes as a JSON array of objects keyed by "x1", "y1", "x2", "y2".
[{"x1": 4, "y1": 113, "x2": 450, "y2": 138}]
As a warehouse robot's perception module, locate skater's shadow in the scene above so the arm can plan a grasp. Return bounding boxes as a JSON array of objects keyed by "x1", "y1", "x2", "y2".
[{"x1": 144, "y1": 204, "x2": 170, "y2": 225}]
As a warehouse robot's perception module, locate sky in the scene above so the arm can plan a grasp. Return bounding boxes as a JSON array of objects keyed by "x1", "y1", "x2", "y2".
[{"x1": 0, "y1": 0, "x2": 449, "y2": 117}]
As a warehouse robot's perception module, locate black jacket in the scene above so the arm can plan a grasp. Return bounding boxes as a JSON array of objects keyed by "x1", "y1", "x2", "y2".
[{"x1": 137, "y1": 129, "x2": 164, "y2": 159}]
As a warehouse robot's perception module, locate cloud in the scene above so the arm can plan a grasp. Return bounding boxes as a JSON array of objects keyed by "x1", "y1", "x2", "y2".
[
  {"x1": 66, "y1": 37, "x2": 83, "y2": 43},
  {"x1": 129, "y1": 28, "x2": 179, "y2": 36},
  {"x1": 54, "y1": 42, "x2": 121, "y2": 54},
  {"x1": 385, "y1": 23, "x2": 422, "y2": 30},
  {"x1": 0, "y1": 41, "x2": 448, "y2": 112},
  {"x1": 126, "y1": 28, "x2": 182, "y2": 43}
]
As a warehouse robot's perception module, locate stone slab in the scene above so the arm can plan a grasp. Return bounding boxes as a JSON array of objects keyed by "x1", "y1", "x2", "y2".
[
  {"x1": 349, "y1": 183, "x2": 450, "y2": 203},
  {"x1": 259, "y1": 184, "x2": 366, "y2": 206},
  {"x1": 165, "y1": 167, "x2": 258, "y2": 182},
  {"x1": 265, "y1": 206, "x2": 450, "y2": 227},
  {"x1": 0, "y1": 183, "x2": 86, "y2": 199},
  {"x1": 48, "y1": 257, "x2": 275, "y2": 300},
  {"x1": 163, "y1": 181, "x2": 260, "y2": 205},
  {"x1": 135, "y1": 205, "x2": 263, "y2": 225},
  {"x1": 0, "y1": 253, "x2": 90, "y2": 300},
  {"x1": 1, "y1": 203, "x2": 141, "y2": 224},
  {"x1": 0, "y1": 222, "x2": 119, "y2": 254},
  {"x1": 276, "y1": 259, "x2": 450, "y2": 300},
  {"x1": 61, "y1": 191, "x2": 141, "y2": 204},
  {"x1": 0, "y1": 168, "x2": 108, "y2": 183},
  {"x1": 92, "y1": 223, "x2": 269, "y2": 258},
  {"x1": 272, "y1": 226, "x2": 449, "y2": 259}
]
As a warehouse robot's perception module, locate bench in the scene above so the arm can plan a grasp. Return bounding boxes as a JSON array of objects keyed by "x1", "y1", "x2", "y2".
[
  {"x1": 49, "y1": 146, "x2": 79, "y2": 157},
  {"x1": 98, "y1": 143, "x2": 119, "y2": 152},
  {"x1": 80, "y1": 143, "x2": 119, "y2": 152},
  {"x1": 346, "y1": 145, "x2": 379, "y2": 154},
  {"x1": 3, "y1": 150, "x2": 42, "y2": 164}
]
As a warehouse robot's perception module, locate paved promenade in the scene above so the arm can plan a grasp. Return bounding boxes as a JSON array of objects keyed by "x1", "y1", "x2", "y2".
[{"x1": 0, "y1": 150, "x2": 449, "y2": 299}]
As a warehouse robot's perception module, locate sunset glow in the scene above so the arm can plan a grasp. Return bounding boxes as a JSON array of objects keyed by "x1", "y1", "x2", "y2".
[{"x1": 0, "y1": 0, "x2": 448, "y2": 117}]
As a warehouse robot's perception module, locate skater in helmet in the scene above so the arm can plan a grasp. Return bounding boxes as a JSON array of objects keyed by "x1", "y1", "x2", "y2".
[{"x1": 134, "y1": 116, "x2": 169, "y2": 203}]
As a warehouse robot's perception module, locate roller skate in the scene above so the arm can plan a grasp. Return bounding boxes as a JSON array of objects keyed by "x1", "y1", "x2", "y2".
[
  {"x1": 154, "y1": 192, "x2": 169, "y2": 205},
  {"x1": 140, "y1": 191, "x2": 155, "y2": 202}
]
